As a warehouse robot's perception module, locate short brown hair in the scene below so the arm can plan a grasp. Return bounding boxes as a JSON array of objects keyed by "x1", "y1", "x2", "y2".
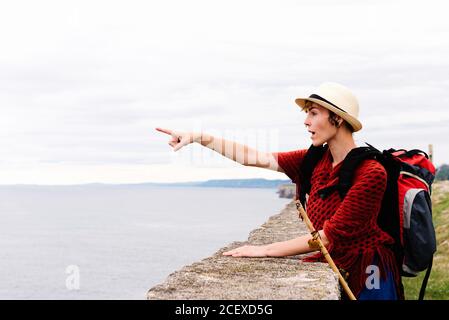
[{"x1": 328, "y1": 111, "x2": 354, "y2": 133}]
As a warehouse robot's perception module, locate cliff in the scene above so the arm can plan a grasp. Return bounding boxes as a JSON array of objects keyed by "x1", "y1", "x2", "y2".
[
  {"x1": 147, "y1": 201, "x2": 340, "y2": 300},
  {"x1": 277, "y1": 183, "x2": 296, "y2": 198}
]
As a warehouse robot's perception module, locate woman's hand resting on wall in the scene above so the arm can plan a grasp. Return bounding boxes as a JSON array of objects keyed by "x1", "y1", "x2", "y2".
[{"x1": 222, "y1": 244, "x2": 268, "y2": 257}]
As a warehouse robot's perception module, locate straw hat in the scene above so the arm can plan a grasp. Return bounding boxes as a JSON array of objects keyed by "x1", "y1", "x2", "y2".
[{"x1": 295, "y1": 82, "x2": 362, "y2": 132}]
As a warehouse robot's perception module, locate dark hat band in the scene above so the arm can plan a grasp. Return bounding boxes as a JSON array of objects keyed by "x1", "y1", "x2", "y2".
[{"x1": 309, "y1": 94, "x2": 347, "y2": 114}]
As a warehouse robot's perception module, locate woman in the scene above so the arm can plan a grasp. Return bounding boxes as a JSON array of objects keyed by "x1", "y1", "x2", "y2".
[{"x1": 156, "y1": 82, "x2": 401, "y2": 300}]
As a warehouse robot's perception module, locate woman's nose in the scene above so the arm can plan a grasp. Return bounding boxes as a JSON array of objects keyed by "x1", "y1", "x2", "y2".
[{"x1": 304, "y1": 117, "x2": 310, "y2": 127}]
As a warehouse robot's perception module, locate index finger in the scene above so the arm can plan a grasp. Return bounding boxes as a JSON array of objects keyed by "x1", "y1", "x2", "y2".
[{"x1": 155, "y1": 127, "x2": 172, "y2": 135}]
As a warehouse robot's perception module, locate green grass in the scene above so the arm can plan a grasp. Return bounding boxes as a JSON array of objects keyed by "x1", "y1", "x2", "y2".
[{"x1": 402, "y1": 181, "x2": 449, "y2": 300}]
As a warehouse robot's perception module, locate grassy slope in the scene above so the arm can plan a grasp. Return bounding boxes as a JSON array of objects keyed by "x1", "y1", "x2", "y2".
[{"x1": 402, "y1": 180, "x2": 449, "y2": 300}]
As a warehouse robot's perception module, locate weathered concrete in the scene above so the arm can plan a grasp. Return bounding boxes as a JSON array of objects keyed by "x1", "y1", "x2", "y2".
[{"x1": 147, "y1": 201, "x2": 340, "y2": 300}]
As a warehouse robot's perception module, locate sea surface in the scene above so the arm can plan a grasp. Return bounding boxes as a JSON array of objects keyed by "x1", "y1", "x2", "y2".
[{"x1": 0, "y1": 185, "x2": 291, "y2": 299}]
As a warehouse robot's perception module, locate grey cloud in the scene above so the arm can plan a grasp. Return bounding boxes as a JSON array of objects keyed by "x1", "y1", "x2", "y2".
[{"x1": 1, "y1": 0, "x2": 449, "y2": 183}]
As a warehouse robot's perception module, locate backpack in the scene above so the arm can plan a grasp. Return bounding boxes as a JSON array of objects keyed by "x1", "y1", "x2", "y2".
[{"x1": 297, "y1": 143, "x2": 437, "y2": 300}]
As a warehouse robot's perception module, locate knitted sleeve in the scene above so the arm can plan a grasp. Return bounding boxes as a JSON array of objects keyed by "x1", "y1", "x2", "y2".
[
  {"x1": 272, "y1": 149, "x2": 307, "y2": 182},
  {"x1": 323, "y1": 160, "x2": 387, "y2": 248}
]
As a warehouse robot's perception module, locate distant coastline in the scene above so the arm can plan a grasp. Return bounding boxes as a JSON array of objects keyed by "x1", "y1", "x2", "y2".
[{"x1": 0, "y1": 178, "x2": 292, "y2": 189}]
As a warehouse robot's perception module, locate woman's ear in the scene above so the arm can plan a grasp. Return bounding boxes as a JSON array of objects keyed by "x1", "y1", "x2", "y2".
[{"x1": 336, "y1": 116, "x2": 343, "y2": 128}]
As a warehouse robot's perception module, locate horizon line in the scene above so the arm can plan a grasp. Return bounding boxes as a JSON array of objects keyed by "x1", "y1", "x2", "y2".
[{"x1": 0, "y1": 177, "x2": 292, "y2": 187}]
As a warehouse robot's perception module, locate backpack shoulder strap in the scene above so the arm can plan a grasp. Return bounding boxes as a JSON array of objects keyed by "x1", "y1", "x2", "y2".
[
  {"x1": 318, "y1": 144, "x2": 382, "y2": 200},
  {"x1": 298, "y1": 144, "x2": 328, "y2": 208},
  {"x1": 338, "y1": 145, "x2": 383, "y2": 197}
]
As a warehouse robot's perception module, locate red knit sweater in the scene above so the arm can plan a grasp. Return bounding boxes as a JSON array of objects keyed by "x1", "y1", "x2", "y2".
[{"x1": 274, "y1": 148, "x2": 401, "y2": 298}]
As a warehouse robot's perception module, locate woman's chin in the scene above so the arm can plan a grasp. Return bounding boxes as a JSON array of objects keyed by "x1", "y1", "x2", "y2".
[{"x1": 311, "y1": 138, "x2": 324, "y2": 147}]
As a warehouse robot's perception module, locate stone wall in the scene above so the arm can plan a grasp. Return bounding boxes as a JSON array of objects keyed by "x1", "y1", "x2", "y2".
[{"x1": 147, "y1": 201, "x2": 340, "y2": 300}]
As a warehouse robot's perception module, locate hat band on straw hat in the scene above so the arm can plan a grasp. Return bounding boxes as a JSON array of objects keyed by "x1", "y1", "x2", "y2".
[{"x1": 308, "y1": 94, "x2": 347, "y2": 114}]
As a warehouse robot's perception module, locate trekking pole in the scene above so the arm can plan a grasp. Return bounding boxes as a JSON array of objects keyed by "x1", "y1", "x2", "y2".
[{"x1": 295, "y1": 200, "x2": 357, "y2": 300}]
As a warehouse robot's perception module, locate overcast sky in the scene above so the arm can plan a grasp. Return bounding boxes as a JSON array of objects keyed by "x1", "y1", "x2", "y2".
[{"x1": 1, "y1": 0, "x2": 448, "y2": 184}]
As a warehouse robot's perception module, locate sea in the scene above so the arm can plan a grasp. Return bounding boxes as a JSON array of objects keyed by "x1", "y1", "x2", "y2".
[{"x1": 0, "y1": 185, "x2": 291, "y2": 299}]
